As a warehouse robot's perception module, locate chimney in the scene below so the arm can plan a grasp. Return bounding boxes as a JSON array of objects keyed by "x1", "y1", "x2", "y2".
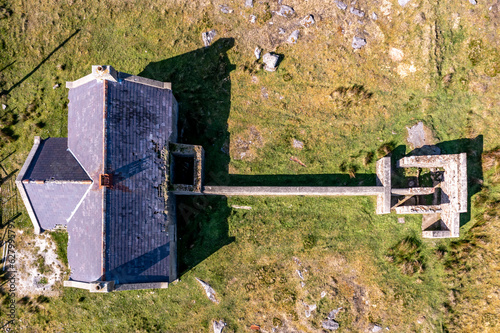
[
  {"x1": 92, "y1": 65, "x2": 118, "y2": 82},
  {"x1": 99, "y1": 173, "x2": 114, "y2": 188}
]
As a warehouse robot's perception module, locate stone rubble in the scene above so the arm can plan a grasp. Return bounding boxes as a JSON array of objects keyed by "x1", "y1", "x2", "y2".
[
  {"x1": 335, "y1": 1, "x2": 348, "y2": 10},
  {"x1": 293, "y1": 139, "x2": 304, "y2": 149},
  {"x1": 287, "y1": 30, "x2": 300, "y2": 44},
  {"x1": 202, "y1": 30, "x2": 217, "y2": 47},
  {"x1": 350, "y1": 7, "x2": 365, "y2": 17},
  {"x1": 219, "y1": 5, "x2": 233, "y2": 14},
  {"x1": 352, "y1": 36, "x2": 367, "y2": 49},
  {"x1": 195, "y1": 278, "x2": 219, "y2": 303},
  {"x1": 276, "y1": 5, "x2": 295, "y2": 17},
  {"x1": 263, "y1": 53, "x2": 279, "y2": 71},
  {"x1": 213, "y1": 320, "x2": 226, "y2": 333},
  {"x1": 300, "y1": 15, "x2": 315, "y2": 28},
  {"x1": 322, "y1": 307, "x2": 342, "y2": 330},
  {"x1": 254, "y1": 47, "x2": 261, "y2": 60}
]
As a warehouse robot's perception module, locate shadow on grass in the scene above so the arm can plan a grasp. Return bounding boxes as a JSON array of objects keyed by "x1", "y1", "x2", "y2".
[
  {"x1": 139, "y1": 38, "x2": 483, "y2": 276},
  {"x1": 1, "y1": 29, "x2": 80, "y2": 96},
  {"x1": 140, "y1": 38, "x2": 236, "y2": 276}
]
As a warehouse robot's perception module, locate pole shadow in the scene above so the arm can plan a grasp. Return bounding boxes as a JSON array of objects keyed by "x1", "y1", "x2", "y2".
[{"x1": 1, "y1": 29, "x2": 80, "y2": 96}]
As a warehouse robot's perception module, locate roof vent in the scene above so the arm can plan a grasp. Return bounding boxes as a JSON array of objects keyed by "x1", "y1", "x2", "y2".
[{"x1": 99, "y1": 173, "x2": 113, "y2": 188}]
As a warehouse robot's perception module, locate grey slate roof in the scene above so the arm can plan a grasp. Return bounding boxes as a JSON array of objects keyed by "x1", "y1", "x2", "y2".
[
  {"x1": 104, "y1": 80, "x2": 173, "y2": 283},
  {"x1": 24, "y1": 138, "x2": 90, "y2": 181},
  {"x1": 23, "y1": 182, "x2": 89, "y2": 230},
  {"x1": 63, "y1": 69, "x2": 176, "y2": 283},
  {"x1": 66, "y1": 78, "x2": 106, "y2": 282},
  {"x1": 17, "y1": 66, "x2": 176, "y2": 284}
]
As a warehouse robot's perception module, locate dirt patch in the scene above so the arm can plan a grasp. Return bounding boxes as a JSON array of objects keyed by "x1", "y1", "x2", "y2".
[{"x1": 14, "y1": 232, "x2": 65, "y2": 297}]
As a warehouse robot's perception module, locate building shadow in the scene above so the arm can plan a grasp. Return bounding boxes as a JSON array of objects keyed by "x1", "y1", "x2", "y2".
[
  {"x1": 139, "y1": 38, "x2": 236, "y2": 276},
  {"x1": 139, "y1": 39, "x2": 483, "y2": 276}
]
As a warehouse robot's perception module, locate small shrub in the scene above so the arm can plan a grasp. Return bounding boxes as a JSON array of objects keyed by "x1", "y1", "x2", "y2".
[
  {"x1": 377, "y1": 141, "x2": 396, "y2": 157},
  {"x1": 303, "y1": 234, "x2": 317, "y2": 249},
  {"x1": 386, "y1": 236, "x2": 426, "y2": 275}
]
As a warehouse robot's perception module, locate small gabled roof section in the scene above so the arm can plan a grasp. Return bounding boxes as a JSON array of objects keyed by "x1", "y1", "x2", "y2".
[
  {"x1": 23, "y1": 137, "x2": 90, "y2": 182},
  {"x1": 16, "y1": 137, "x2": 92, "y2": 232}
]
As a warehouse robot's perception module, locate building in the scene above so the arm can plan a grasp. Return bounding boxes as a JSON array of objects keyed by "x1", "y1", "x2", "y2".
[
  {"x1": 16, "y1": 65, "x2": 204, "y2": 292},
  {"x1": 16, "y1": 65, "x2": 467, "y2": 292}
]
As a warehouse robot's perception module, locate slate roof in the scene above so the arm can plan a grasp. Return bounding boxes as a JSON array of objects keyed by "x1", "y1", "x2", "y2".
[
  {"x1": 22, "y1": 182, "x2": 90, "y2": 230},
  {"x1": 24, "y1": 138, "x2": 90, "y2": 181},
  {"x1": 104, "y1": 80, "x2": 174, "y2": 283},
  {"x1": 65, "y1": 67, "x2": 176, "y2": 283},
  {"x1": 17, "y1": 66, "x2": 177, "y2": 284}
]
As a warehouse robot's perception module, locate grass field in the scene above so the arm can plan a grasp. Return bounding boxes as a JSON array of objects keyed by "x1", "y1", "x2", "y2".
[{"x1": 0, "y1": 0, "x2": 499, "y2": 332}]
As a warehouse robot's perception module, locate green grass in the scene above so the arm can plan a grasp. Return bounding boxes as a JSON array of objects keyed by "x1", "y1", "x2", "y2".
[{"x1": 0, "y1": 0, "x2": 499, "y2": 332}]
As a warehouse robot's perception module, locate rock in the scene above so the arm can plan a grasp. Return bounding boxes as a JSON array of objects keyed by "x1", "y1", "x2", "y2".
[
  {"x1": 53, "y1": 83, "x2": 60, "y2": 89},
  {"x1": 321, "y1": 291, "x2": 327, "y2": 298},
  {"x1": 300, "y1": 15, "x2": 315, "y2": 28},
  {"x1": 263, "y1": 53, "x2": 279, "y2": 71},
  {"x1": 398, "y1": 217, "x2": 405, "y2": 224},
  {"x1": 277, "y1": 5, "x2": 295, "y2": 17},
  {"x1": 261, "y1": 87, "x2": 269, "y2": 99},
  {"x1": 219, "y1": 5, "x2": 233, "y2": 14},
  {"x1": 328, "y1": 307, "x2": 342, "y2": 319},
  {"x1": 296, "y1": 269, "x2": 304, "y2": 280},
  {"x1": 292, "y1": 139, "x2": 304, "y2": 149},
  {"x1": 213, "y1": 320, "x2": 226, "y2": 333},
  {"x1": 322, "y1": 319, "x2": 340, "y2": 330},
  {"x1": 245, "y1": 0, "x2": 254, "y2": 8},
  {"x1": 254, "y1": 47, "x2": 261, "y2": 60},
  {"x1": 195, "y1": 278, "x2": 219, "y2": 303},
  {"x1": 371, "y1": 324, "x2": 383, "y2": 332},
  {"x1": 335, "y1": 1, "x2": 348, "y2": 10},
  {"x1": 287, "y1": 30, "x2": 300, "y2": 44},
  {"x1": 469, "y1": 0, "x2": 477, "y2": 4},
  {"x1": 350, "y1": 7, "x2": 365, "y2": 17},
  {"x1": 278, "y1": 28, "x2": 286, "y2": 34},
  {"x1": 2, "y1": 104, "x2": 6, "y2": 110},
  {"x1": 300, "y1": 281, "x2": 306, "y2": 287},
  {"x1": 398, "y1": 0, "x2": 411, "y2": 6},
  {"x1": 371, "y1": 12, "x2": 378, "y2": 20},
  {"x1": 250, "y1": 15, "x2": 256, "y2": 23},
  {"x1": 389, "y1": 48, "x2": 404, "y2": 61},
  {"x1": 352, "y1": 36, "x2": 366, "y2": 49},
  {"x1": 202, "y1": 30, "x2": 217, "y2": 47},
  {"x1": 406, "y1": 121, "x2": 441, "y2": 155},
  {"x1": 304, "y1": 303, "x2": 317, "y2": 318}
]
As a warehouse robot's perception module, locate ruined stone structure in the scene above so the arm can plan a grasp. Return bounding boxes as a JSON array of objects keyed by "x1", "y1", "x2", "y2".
[
  {"x1": 16, "y1": 65, "x2": 467, "y2": 292},
  {"x1": 202, "y1": 154, "x2": 467, "y2": 238}
]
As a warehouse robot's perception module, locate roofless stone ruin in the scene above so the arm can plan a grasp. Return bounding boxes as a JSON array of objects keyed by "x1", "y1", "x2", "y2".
[{"x1": 16, "y1": 66, "x2": 468, "y2": 292}]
